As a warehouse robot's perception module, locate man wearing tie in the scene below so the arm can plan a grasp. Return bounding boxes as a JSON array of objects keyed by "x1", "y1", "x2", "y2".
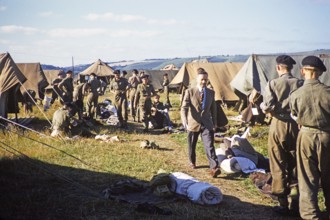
[{"x1": 181, "y1": 70, "x2": 220, "y2": 178}]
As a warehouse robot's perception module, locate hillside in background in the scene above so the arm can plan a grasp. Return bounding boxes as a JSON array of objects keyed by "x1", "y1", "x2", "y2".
[{"x1": 41, "y1": 49, "x2": 330, "y2": 73}]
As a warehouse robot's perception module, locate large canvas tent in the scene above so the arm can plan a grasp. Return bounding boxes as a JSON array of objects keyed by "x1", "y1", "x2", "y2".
[
  {"x1": 170, "y1": 62, "x2": 243, "y2": 102},
  {"x1": 0, "y1": 53, "x2": 27, "y2": 118},
  {"x1": 79, "y1": 59, "x2": 114, "y2": 83},
  {"x1": 17, "y1": 63, "x2": 49, "y2": 100},
  {"x1": 230, "y1": 54, "x2": 330, "y2": 97}
]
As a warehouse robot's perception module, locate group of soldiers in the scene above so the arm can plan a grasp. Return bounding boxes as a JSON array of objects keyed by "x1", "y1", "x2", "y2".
[
  {"x1": 50, "y1": 69, "x2": 172, "y2": 136},
  {"x1": 260, "y1": 55, "x2": 330, "y2": 219}
]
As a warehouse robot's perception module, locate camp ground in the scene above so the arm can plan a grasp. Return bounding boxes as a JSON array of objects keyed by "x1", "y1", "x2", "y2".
[
  {"x1": 16, "y1": 62, "x2": 49, "y2": 101},
  {"x1": 0, "y1": 53, "x2": 27, "y2": 118},
  {"x1": 170, "y1": 62, "x2": 244, "y2": 103},
  {"x1": 230, "y1": 54, "x2": 330, "y2": 97},
  {"x1": 79, "y1": 59, "x2": 114, "y2": 83}
]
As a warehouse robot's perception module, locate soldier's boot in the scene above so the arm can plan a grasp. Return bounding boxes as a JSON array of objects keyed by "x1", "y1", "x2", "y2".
[
  {"x1": 143, "y1": 121, "x2": 149, "y2": 132},
  {"x1": 272, "y1": 196, "x2": 290, "y2": 216}
]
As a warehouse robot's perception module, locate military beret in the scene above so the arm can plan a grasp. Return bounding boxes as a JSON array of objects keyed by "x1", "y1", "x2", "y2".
[
  {"x1": 90, "y1": 72, "x2": 96, "y2": 77},
  {"x1": 163, "y1": 73, "x2": 168, "y2": 76},
  {"x1": 276, "y1": 55, "x2": 296, "y2": 67},
  {"x1": 302, "y1": 56, "x2": 327, "y2": 72},
  {"x1": 140, "y1": 74, "x2": 149, "y2": 79},
  {"x1": 66, "y1": 70, "x2": 73, "y2": 74}
]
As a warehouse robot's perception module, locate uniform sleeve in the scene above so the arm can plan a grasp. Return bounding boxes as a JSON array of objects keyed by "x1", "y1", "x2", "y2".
[{"x1": 260, "y1": 81, "x2": 276, "y2": 113}]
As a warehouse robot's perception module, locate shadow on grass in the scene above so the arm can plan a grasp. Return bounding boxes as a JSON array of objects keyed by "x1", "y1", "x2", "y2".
[{"x1": 0, "y1": 156, "x2": 294, "y2": 220}]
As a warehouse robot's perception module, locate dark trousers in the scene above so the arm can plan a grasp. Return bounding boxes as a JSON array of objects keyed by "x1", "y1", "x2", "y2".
[{"x1": 187, "y1": 126, "x2": 218, "y2": 169}]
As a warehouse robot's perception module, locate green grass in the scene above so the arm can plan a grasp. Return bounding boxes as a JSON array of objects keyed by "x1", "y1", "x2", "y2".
[{"x1": 0, "y1": 91, "x2": 326, "y2": 219}]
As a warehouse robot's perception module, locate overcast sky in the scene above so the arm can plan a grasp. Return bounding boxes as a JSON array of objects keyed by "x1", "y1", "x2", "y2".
[{"x1": 1, "y1": 0, "x2": 330, "y2": 66}]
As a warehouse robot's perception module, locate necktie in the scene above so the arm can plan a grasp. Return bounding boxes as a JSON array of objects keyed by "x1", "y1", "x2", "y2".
[{"x1": 200, "y1": 88, "x2": 206, "y2": 110}]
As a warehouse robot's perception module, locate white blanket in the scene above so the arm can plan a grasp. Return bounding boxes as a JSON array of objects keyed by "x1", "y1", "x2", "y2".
[
  {"x1": 220, "y1": 157, "x2": 265, "y2": 174},
  {"x1": 169, "y1": 172, "x2": 223, "y2": 205},
  {"x1": 169, "y1": 172, "x2": 198, "y2": 195},
  {"x1": 187, "y1": 182, "x2": 223, "y2": 205}
]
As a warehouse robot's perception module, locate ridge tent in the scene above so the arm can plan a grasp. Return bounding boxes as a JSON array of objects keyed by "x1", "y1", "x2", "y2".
[
  {"x1": 230, "y1": 54, "x2": 330, "y2": 97},
  {"x1": 170, "y1": 62, "x2": 243, "y2": 102},
  {"x1": 17, "y1": 63, "x2": 49, "y2": 100},
  {"x1": 0, "y1": 53, "x2": 27, "y2": 118},
  {"x1": 79, "y1": 59, "x2": 114, "y2": 83}
]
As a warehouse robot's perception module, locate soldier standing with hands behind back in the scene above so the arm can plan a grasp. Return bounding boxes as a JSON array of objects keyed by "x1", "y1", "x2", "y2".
[
  {"x1": 260, "y1": 55, "x2": 303, "y2": 216},
  {"x1": 134, "y1": 74, "x2": 156, "y2": 132},
  {"x1": 110, "y1": 70, "x2": 130, "y2": 129},
  {"x1": 290, "y1": 56, "x2": 330, "y2": 220}
]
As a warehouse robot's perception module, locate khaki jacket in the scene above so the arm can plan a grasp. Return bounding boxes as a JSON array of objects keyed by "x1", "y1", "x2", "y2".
[{"x1": 181, "y1": 87, "x2": 217, "y2": 132}]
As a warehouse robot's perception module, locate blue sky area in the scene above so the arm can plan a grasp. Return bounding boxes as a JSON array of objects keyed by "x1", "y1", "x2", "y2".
[{"x1": 1, "y1": 0, "x2": 330, "y2": 66}]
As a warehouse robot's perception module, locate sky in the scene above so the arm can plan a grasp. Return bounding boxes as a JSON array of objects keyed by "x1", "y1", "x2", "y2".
[{"x1": 1, "y1": 0, "x2": 330, "y2": 67}]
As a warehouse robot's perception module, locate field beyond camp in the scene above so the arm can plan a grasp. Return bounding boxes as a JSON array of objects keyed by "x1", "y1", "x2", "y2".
[{"x1": 0, "y1": 91, "x2": 301, "y2": 220}]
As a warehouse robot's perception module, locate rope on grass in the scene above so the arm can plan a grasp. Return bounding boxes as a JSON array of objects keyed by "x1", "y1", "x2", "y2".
[
  {"x1": 0, "y1": 121, "x2": 110, "y2": 173},
  {"x1": 0, "y1": 141, "x2": 103, "y2": 199}
]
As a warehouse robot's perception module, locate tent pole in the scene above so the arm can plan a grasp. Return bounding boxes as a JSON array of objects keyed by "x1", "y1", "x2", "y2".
[
  {"x1": 14, "y1": 90, "x2": 18, "y2": 123},
  {"x1": 72, "y1": 56, "x2": 74, "y2": 74}
]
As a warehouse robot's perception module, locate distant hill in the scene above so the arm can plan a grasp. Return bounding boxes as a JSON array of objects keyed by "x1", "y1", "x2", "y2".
[{"x1": 41, "y1": 49, "x2": 330, "y2": 73}]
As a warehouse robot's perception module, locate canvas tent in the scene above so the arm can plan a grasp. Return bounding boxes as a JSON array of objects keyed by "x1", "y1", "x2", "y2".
[
  {"x1": 79, "y1": 59, "x2": 114, "y2": 83},
  {"x1": 170, "y1": 62, "x2": 243, "y2": 102},
  {"x1": 44, "y1": 69, "x2": 65, "y2": 86},
  {"x1": 124, "y1": 69, "x2": 178, "y2": 90},
  {"x1": 230, "y1": 54, "x2": 330, "y2": 97},
  {"x1": 0, "y1": 53, "x2": 27, "y2": 118},
  {"x1": 17, "y1": 63, "x2": 49, "y2": 100}
]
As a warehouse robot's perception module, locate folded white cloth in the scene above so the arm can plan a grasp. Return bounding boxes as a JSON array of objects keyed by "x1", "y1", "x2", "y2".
[{"x1": 187, "y1": 182, "x2": 223, "y2": 205}]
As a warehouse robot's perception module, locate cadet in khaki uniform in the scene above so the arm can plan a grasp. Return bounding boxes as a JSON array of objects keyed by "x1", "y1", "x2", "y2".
[
  {"x1": 128, "y1": 69, "x2": 140, "y2": 122},
  {"x1": 162, "y1": 73, "x2": 171, "y2": 107},
  {"x1": 290, "y1": 56, "x2": 330, "y2": 220},
  {"x1": 58, "y1": 70, "x2": 74, "y2": 103},
  {"x1": 51, "y1": 103, "x2": 77, "y2": 137},
  {"x1": 85, "y1": 73, "x2": 101, "y2": 120},
  {"x1": 73, "y1": 80, "x2": 85, "y2": 120},
  {"x1": 260, "y1": 55, "x2": 303, "y2": 216},
  {"x1": 110, "y1": 70, "x2": 130, "y2": 128},
  {"x1": 134, "y1": 74, "x2": 156, "y2": 132}
]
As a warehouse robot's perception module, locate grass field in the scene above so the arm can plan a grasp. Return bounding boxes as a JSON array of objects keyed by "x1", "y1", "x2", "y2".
[{"x1": 0, "y1": 91, "x2": 321, "y2": 219}]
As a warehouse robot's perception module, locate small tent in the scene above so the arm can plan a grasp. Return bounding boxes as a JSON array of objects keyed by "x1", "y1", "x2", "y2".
[
  {"x1": 170, "y1": 62, "x2": 243, "y2": 102},
  {"x1": 230, "y1": 54, "x2": 330, "y2": 97},
  {"x1": 79, "y1": 59, "x2": 114, "y2": 83},
  {"x1": 0, "y1": 53, "x2": 27, "y2": 118},
  {"x1": 161, "y1": 64, "x2": 178, "y2": 70},
  {"x1": 17, "y1": 63, "x2": 49, "y2": 100}
]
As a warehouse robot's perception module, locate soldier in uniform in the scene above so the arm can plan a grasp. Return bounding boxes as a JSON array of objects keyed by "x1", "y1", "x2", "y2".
[
  {"x1": 110, "y1": 70, "x2": 130, "y2": 128},
  {"x1": 290, "y1": 56, "x2": 330, "y2": 220},
  {"x1": 51, "y1": 103, "x2": 77, "y2": 137},
  {"x1": 85, "y1": 73, "x2": 101, "y2": 120},
  {"x1": 58, "y1": 70, "x2": 74, "y2": 103},
  {"x1": 134, "y1": 74, "x2": 157, "y2": 132},
  {"x1": 128, "y1": 69, "x2": 140, "y2": 122},
  {"x1": 260, "y1": 55, "x2": 303, "y2": 216},
  {"x1": 162, "y1": 73, "x2": 171, "y2": 107},
  {"x1": 73, "y1": 79, "x2": 86, "y2": 120},
  {"x1": 51, "y1": 72, "x2": 64, "y2": 104}
]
